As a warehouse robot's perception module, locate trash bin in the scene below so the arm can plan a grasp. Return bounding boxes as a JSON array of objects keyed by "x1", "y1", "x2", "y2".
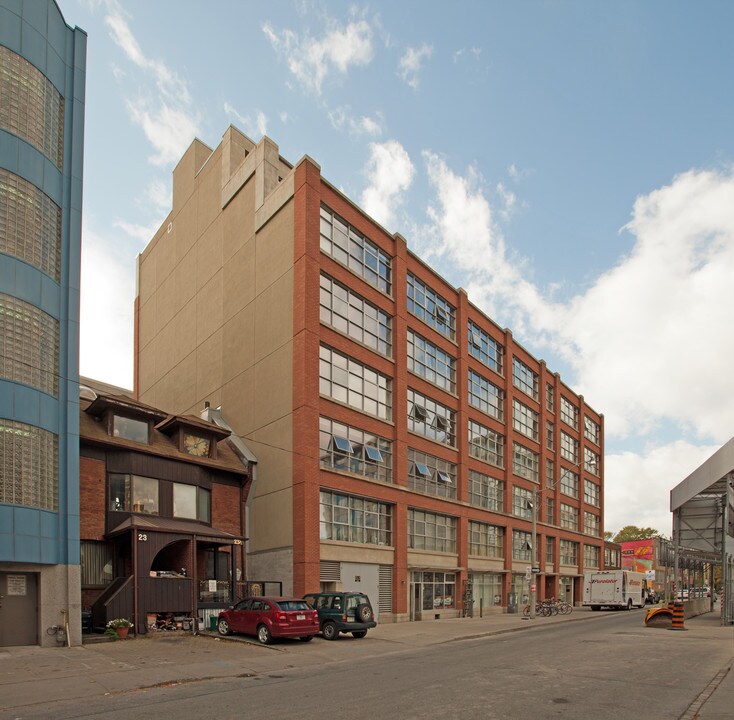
[
  {"x1": 81, "y1": 611, "x2": 93, "y2": 633},
  {"x1": 210, "y1": 614, "x2": 218, "y2": 631},
  {"x1": 507, "y1": 591, "x2": 517, "y2": 614}
]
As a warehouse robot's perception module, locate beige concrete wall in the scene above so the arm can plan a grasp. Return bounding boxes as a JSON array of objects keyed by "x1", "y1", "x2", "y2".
[{"x1": 136, "y1": 128, "x2": 297, "y2": 585}]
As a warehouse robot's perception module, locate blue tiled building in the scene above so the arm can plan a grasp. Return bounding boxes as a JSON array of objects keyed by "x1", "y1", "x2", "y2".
[{"x1": 0, "y1": 0, "x2": 86, "y2": 647}]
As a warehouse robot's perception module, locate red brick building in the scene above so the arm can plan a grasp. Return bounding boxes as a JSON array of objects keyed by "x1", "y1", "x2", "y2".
[
  {"x1": 134, "y1": 128, "x2": 605, "y2": 621},
  {"x1": 79, "y1": 384, "x2": 251, "y2": 633}
]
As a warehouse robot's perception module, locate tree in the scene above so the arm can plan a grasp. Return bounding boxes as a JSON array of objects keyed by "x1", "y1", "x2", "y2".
[
  {"x1": 613, "y1": 525, "x2": 662, "y2": 543},
  {"x1": 603, "y1": 530, "x2": 616, "y2": 541}
]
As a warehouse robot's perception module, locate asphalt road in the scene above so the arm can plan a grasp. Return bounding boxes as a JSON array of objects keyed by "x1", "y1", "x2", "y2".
[{"x1": 5, "y1": 611, "x2": 731, "y2": 720}]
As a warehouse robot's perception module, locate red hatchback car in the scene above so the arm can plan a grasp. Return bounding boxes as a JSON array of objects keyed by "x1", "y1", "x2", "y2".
[{"x1": 217, "y1": 597, "x2": 319, "y2": 644}]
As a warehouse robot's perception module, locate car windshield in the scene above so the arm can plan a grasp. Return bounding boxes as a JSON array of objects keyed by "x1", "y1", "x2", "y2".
[{"x1": 276, "y1": 600, "x2": 310, "y2": 611}]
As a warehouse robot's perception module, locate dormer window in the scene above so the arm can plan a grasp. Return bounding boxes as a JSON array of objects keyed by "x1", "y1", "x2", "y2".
[{"x1": 112, "y1": 415, "x2": 149, "y2": 443}]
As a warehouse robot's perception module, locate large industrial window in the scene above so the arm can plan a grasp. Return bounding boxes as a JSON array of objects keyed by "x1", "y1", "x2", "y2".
[
  {"x1": 468, "y1": 419, "x2": 504, "y2": 469},
  {"x1": 512, "y1": 357, "x2": 538, "y2": 399},
  {"x1": 468, "y1": 469, "x2": 504, "y2": 512},
  {"x1": 319, "y1": 273, "x2": 392, "y2": 356},
  {"x1": 560, "y1": 539, "x2": 579, "y2": 565},
  {"x1": 407, "y1": 388, "x2": 455, "y2": 446},
  {"x1": 468, "y1": 369, "x2": 503, "y2": 420},
  {"x1": 407, "y1": 273, "x2": 455, "y2": 339},
  {"x1": 512, "y1": 530, "x2": 532, "y2": 561},
  {"x1": 319, "y1": 417, "x2": 392, "y2": 483},
  {"x1": 512, "y1": 486, "x2": 534, "y2": 519},
  {"x1": 469, "y1": 521, "x2": 504, "y2": 558},
  {"x1": 560, "y1": 467, "x2": 579, "y2": 498},
  {"x1": 319, "y1": 345, "x2": 391, "y2": 419},
  {"x1": 320, "y1": 490, "x2": 392, "y2": 546},
  {"x1": 512, "y1": 399, "x2": 538, "y2": 441},
  {"x1": 407, "y1": 448, "x2": 457, "y2": 499},
  {"x1": 560, "y1": 396, "x2": 579, "y2": 429},
  {"x1": 584, "y1": 479, "x2": 600, "y2": 507},
  {"x1": 512, "y1": 442, "x2": 539, "y2": 483},
  {"x1": 560, "y1": 431, "x2": 578, "y2": 463},
  {"x1": 560, "y1": 503, "x2": 578, "y2": 531},
  {"x1": 319, "y1": 205, "x2": 391, "y2": 294},
  {"x1": 408, "y1": 509, "x2": 456, "y2": 553},
  {"x1": 468, "y1": 320, "x2": 503, "y2": 374},
  {"x1": 407, "y1": 330, "x2": 456, "y2": 392}
]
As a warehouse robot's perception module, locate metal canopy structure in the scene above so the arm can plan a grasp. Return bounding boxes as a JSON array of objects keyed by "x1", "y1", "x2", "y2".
[{"x1": 670, "y1": 436, "x2": 734, "y2": 625}]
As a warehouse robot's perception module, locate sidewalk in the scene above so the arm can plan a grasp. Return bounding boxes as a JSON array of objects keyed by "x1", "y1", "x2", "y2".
[{"x1": 0, "y1": 608, "x2": 731, "y2": 716}]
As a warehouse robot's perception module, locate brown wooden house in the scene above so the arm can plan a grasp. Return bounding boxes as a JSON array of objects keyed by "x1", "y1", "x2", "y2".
[{"x1": 79, "y1": 388, "x2": 252, "y2": 634}]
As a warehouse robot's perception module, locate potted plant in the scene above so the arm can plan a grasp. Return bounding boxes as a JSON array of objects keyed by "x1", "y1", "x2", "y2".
[{"x1": 106, "y1": 618, "x2": 133, "y2": 639}]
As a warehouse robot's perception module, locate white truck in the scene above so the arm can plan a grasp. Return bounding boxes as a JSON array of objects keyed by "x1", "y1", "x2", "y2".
[{"x1": 582, "y1": 570, "x2": 647, "y2": 611}]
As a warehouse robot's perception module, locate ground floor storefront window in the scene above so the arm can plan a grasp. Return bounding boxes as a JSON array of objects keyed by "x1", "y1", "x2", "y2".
[
  {"x1": 511, "y1": 574, "x2": 530, "y2": 607},
  {"x1": 410, "y1": 571, "x2": 456, "y2": 619},
  {"x1": 559, "y1": 575, "x2": 576, "y2": 604},
  {"x1": 470, "y1": 572, "x2": 503, "y2": 611}
]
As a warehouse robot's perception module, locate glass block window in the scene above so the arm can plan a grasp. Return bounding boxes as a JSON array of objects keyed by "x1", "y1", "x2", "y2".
[
  {"x1": 584, "y1": 447, "x2": 600, "y2": 476},
  {"x1": 546, "y1": 421, "x2": 554, "y2": 450},
  {"x1": 407, "y1": 273, "x2": 455, "y2": 339},
  {"x1": 546, "y1": 536, "x2": 555, "y2": 565},
  {"x1": 584, "y1": 416, "x2": 600, "y2": 445},
  {"x1": 468, "y1": 369, "x2": 503, "y2": 420},
  {"x1": 584, "y1": 544, "x2": 600, "y2": 568},
  {"x1": 584, "y1": 479, "x2": 600, "y2": 507},
  {"x1": 560, "y1": 396, "x2": 578, "y2": 429},
  {"x1": 0, "y1": 419, "x2": 58, "y2": 510},
  {"x1": 319, "y1": 345, "x2": 391, "y2": 419},
  {"x1": 512, "y1": 357, "x2": 538, "y2": 399},
  {"x1": 319, "y1": 205, "x2": 391, "y2": 293},
  {"x1": 0, "y1": 293, "x2": 59, "y2": 395},
  {"x1": 0, "y1": 169, "x2": 62, "y2": 281},
  {"x1": 512, "y1": 442, "x2": 539, "y2": 483},
  {"x1": 560, "y1": 539, "x2": 579, "y2": 565},
  {"x1": 408, "y1": 448, "x2": 457, "y2": 499},
  {"x1": 512, "y1": 399, "x2": 538, "y2": 440},
  {"x1": 320, "y1": 490, "x2": 392, "y2": 545},
  {"x1": 468, "y1": 470, "x2": 504, "y2": 512},
  {"x1": 468, "y1": 419, "x2": 504, "y2": 469},
  {"x1": 546, "y1": 383, "x2": 555, "y2": 412},
  {"x1": 319, "y1": 417, "x2": 392, "y2": 483},
  {"x1": 560, "y1": 502, "x2": 578, "y2": 531},
  {"x1": 468, "y1": 320, "x2": 503, "y2": 374},
  {"x1": 408, "y1": 509, "x2": 456, "y2": 553},
  {"x1": 319, "y1": 273, "x2": 391, "y2": 356},
  {"x1": 584, "y1": 511, "x2": 600, "y2": 537},
  {"x1": 512, "y1": 529, "x2": 532, "y2": 561},
  {"x1": 407, "y1": 330, "x2": 456, "y2": 392},
  {"x1": 512, "y1": 485, "x2": 534, "y2": 519},
  {"x1": 560, "y1": 431, "x2": 579, "y2": 463},
  {"x1": 560, "y1": 467, "x2": 579, "y2": 498},
  {"x1": 469, "y1": 521, "x2": 504, "y2": 558},
  {"x1": 0, "y1": 46, "x2": 64, "y2": 168},
  {"x1": 407, "y1": 388, "x2": 455, "y2": 446}
]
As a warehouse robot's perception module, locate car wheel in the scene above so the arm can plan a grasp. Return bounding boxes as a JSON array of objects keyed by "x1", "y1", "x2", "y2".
[
  {"x1": 355, "y1": 603, "x2": 373, "y2": 622},
  {"x1": 299, "y1": 635, "x2": 314, "y2": 642},
  {"x1": 257, "y1": 624, "x2": 273, "y2": 645},
  {"x1": 591, "y1": 605, "x2": 600, "y2": 611},
  {"x1": 322, "y1": 622, "x2": 339, "y2": 641},
  {"x1": 218, "y1": 619, "x2": 231, "y2": 636},
  {"x1": 352, "y1": 631, "x2": 367, "y2": 639}
]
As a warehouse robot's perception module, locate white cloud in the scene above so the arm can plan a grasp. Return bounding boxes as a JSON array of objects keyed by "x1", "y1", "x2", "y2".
[
  {"x1": 263, "y1": 13, "x2": 374, "y2": 95},
  {"x1": 604, "y1": 440, "x2": 720, "y2": 536},
  {"x1": 104, "y1": 0, "x2": 199, "y2": 166},
  {"x1": 224, "y1": 102, "x2": 268, "y2": 140},
  {"x1": 328, "y1": 106, "x2": 383, "y2": 137},
  {"x1": 79, "y1": 222, "x2": 136, "y2": 388},
  {"x1": 113, "y1": 218, "x2": 160, "y2": 243},
  {"x1": 398, "y1": 43, "x2": 433, "y2": 89},
  {"x1": 360, "y1": 141, "x2": 415, "y2": 229}
]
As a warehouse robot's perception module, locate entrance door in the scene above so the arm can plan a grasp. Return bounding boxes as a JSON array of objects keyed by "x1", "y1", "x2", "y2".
[{"x1": 0, "y1": 573, "x2": 39, "y2": 646}]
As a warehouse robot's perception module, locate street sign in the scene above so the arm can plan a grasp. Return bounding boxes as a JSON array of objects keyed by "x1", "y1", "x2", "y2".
[{"x1": 531, "y1": 566, "x2": 540, "y2": 573}]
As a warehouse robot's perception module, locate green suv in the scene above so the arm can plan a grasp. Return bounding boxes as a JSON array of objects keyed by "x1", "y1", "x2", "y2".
[{"x1": 303, "y1": 591, "x2": 377, "y2": 640}]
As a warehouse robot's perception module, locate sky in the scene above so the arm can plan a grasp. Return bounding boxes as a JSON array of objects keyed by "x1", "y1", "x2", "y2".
[{"x1": 68, "y1": 0, "x2": 734, "y2": 538}]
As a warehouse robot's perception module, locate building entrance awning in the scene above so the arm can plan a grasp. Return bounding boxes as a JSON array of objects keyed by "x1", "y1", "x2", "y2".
[{"x1": 107, "y1": 515, "x2": 244, "y2": 545}]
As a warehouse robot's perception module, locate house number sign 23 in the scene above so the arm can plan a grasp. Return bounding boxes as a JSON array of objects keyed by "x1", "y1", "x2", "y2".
[{"x1": 138, "y1": 533, "x2": 148, "y2": 541}]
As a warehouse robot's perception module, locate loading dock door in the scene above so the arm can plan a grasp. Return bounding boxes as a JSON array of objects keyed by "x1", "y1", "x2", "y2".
[{"x1": 0, "y1": 573, "x2": 38, "y2": 646}]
